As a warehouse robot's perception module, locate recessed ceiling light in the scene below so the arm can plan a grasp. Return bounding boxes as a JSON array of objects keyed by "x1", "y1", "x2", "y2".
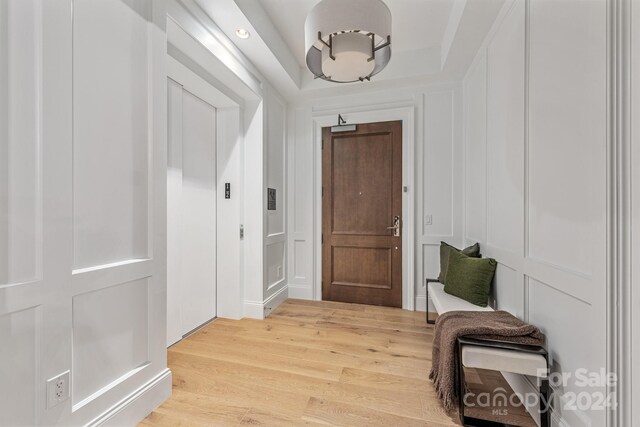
[{"x1": 235, "y1": 28, "x2": 250, "y2": 39}]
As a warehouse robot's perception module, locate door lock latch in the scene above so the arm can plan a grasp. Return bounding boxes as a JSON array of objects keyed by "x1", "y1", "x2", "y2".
[{"x1": 386, "y1": 215, "x2": 401, "y2": 237}]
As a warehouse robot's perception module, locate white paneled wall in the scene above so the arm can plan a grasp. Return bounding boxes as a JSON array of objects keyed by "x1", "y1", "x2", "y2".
[
  {"x1": 485, "y1": 1, "x2": 524, "y2": 257},
  {"x1": 0, "y1": 0, "x2": 171, "y2": 425},
  {"x1": 71, "y1": 0, "x2": 170, "y2": 420},
  {"x1": 0, "y1": 0, "x2": 40, "y2": 285},
  {"x1": 72, "y1": 279, "x2": 150, "y2": 404},
  {"x1": 424, "y1": 91, "x2": 455, "y2": 238},
  {"x1": 264, "y1": 86, "x2": 288, "y2": 315},
  {"x1": 0, "y1": 308, "x2": 39, "y2": 426},
  {"x1": 287, "y1": 84, "x2": 463, "y2": 310},
  {"x1": 462, "y1": 1, "x2": 608, "y2": 426},
  {"x1": 0, "y1": 1, "x2": 69, "y2": 425},
  {"x1": 0, "y1": 0, "x2": 287, "y2": 422},
  {"x1": 463, "y1": 53, "x2": 487, "y2": 247},
  {"x1": 73, "y1": 0, "x2": 150, "y2": 270},
  {"x1": 421, "y1": 88, "x2": 464, "y2": 309}
]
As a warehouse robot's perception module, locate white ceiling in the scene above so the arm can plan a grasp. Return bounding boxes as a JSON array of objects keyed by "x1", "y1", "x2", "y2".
[
  {"x1": 190, "y1": 0, "x2": 505, "y2": 99},
  {"x1": 259, "y1": 0, "x2": 456, "y2": 67}
]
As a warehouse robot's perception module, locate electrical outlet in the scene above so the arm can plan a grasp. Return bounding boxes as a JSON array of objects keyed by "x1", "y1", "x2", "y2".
[
  {"x1": 47, "y1": 371, "x2": 70, "y2": 409},
  {"x1": 276, "y1": 266, "x2": 282, "y2": 278},
  {"x1": 424, "y1": 214, "x2": 433, "y2": 226}
]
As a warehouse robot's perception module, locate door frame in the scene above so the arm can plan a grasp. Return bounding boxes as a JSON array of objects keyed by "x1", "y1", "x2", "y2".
[
  {"x1": 312, "y1": 106, "x2": 415, "y2": 310},
  {"x1": 166, "y1": 50, "x2": 243, "y2": 344}
]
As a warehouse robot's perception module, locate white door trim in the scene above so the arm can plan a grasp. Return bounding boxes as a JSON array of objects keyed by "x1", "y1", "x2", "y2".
[
  {"x1": 609, "y1": 0, "x2": 632, "y2": 425},
  {"x1": 312, "y1": 105, "x2": 416, "y2": 310}
]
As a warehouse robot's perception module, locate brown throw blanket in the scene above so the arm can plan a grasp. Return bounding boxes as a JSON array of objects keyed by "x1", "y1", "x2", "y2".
[{"x1": 429, "y1": 310, "x2": 545, "y2": 410}]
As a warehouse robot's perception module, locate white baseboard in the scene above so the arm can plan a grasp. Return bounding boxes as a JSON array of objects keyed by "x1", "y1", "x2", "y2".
[
  {"x1": 287, "y1": 283, "x2": 314, "y2": 300},
  {"x1": 244, "y1": 285, "x2": 288, "y2": 319},
  {"x1": 88, "y1": 368, "x2": 172, "y2": 427},
  {"x1": 244, "y1": 299, "x2": 264, "y2": 319},
  {"x1": 264, "y1": 284, "x2": 288, "y2": 317}
]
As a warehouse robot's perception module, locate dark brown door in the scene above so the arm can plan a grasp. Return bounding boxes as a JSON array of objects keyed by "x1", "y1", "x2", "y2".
[{"x1": 322, "y1": 121, "x2": 402, "y2": 307}]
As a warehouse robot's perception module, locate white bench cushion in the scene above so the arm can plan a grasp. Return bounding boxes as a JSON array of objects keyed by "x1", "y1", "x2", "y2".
[
  {"x1": 428, "y1": 282, "x2": 493, "y2": 314},
  {"x1": 462, "y1": 346, "x2": 548, "y2": 378}
]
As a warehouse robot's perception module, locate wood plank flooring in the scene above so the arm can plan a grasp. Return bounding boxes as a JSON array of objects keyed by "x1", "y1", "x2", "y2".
[{"x1": 141, "y1": 299, "x2": 535, "y2": 426}]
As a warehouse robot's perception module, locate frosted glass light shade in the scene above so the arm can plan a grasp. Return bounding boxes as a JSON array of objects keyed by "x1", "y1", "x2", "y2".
[
  {"x1": 321, "y1": 32, "x2": 375, "y2": 83},
  {"x1": 305, "y1": 0, "x2": 392, "y2": 83}
]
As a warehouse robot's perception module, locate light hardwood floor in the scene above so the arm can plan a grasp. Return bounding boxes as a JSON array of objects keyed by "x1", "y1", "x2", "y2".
[{"x1": 141, "y1": 299, "x2": 535, "y2": 426}]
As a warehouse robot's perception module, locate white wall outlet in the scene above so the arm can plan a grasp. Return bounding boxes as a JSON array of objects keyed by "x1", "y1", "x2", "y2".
[
  {"x1": 47, "y1": 371, "x2": 70, "y2": 409},
  {"x1": 276, "y1": 265, "x2": 282, "y2": 279},
  {"x1": 424, "y1": 214, "x2": 433, "y2": 226}
]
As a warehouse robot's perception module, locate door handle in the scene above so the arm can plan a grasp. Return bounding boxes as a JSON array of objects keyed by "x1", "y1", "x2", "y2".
[{"x1": 387, "y1": 215, "x2": 401, "y2": 237}]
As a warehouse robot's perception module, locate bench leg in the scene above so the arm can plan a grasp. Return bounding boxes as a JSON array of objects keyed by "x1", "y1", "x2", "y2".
[
  {"x1": 458, "y1": 343, "x2": 466, "y2": 425},
  {"x1": 540, "y1": 377, "x2": 550, "y2": 427},
  {"x1": 426, "y1": 281, "x2": 436, "y2": 324}
]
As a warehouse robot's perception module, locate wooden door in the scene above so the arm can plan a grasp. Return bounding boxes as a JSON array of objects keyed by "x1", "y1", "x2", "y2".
[{"x1": 322, "y1": 121, "x2": 403, "y2": 307}]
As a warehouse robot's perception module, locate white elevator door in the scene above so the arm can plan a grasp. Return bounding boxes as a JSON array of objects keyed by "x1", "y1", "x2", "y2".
[{"x1": 167, "y1": 80, "x2": 217, "y2": 345}]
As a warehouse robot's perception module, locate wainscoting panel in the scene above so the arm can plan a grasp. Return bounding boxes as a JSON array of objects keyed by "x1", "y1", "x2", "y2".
[
  {"x1": 527, "y1": 279, "x2": 601, "y2": 427},
  {"x1": 72, "y1": 0, "x2": 151, "y2": 270},
  {"x1": 527, "y1": 0, "x2": 606, "y2": 278},
  {"x1": 485, "y1": 0, "x2": 525, "y2": 255},
  {"x1": 72, "y1": 278, "x2": 149, "y2": 406},
  {"x1": 267, "y1": 91, "x2": 286, "y2": 237},
  {"x1": 463, "y1": 52, "x2": 487, "y2": 246},
  {"x1": 423, "y1": 90, "x2": 454, "y2": 237},
  {"x1": 528, "y1": 279, "x2": 601, "y2": 379},
  {"x1": 293, "y1": 240, "x2": 307, "y2": 281},
  {"x1": 0, "y1": 0, "x2": 42, "y2": 286},
  {"x1": 0, "y1": 307, "x2": 39, "y2": 426},
  {"x1": 287, "y1": 107, "x2": 313, "y2": 299},
  {"x1": 266, "y1": 240, "x2": 286, "y2": 289},
  {"x1": 265, "y1": 88, "x2": 287, "y2": 301},
  {"x1": 492, "y1": 263, "x2": 523, "y2": 318},
  {"x1": 292, "y1": 108, "x2": 313, "y2": 237},
  {"x1": 422, "y1": 244, "x2": 440, "y2": 281}
]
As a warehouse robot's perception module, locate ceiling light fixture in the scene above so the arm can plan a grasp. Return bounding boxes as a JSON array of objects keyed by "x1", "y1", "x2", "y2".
[
  {"x1": 235, "y1": 28, "x2": 250, "y2": 39},
  {"x1": 304, "y1": 0, "x2": 391, "y2": 83}
]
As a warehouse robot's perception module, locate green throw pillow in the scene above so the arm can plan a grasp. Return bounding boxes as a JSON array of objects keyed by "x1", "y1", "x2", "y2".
[
  {"x1": 443, "y1": 250, "x2": 496, "y2": 307},
  {"x1": 437, "y1": 242, "x2": 481, "y2": 283}
]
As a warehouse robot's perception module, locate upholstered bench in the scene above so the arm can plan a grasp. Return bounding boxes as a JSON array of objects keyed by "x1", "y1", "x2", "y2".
[
  {"x1": 426, "y1": 279, "x2": 493, "y2": 325},
  {"x1": 425, "y1": 278, "x2": 550, "y2": 427}
]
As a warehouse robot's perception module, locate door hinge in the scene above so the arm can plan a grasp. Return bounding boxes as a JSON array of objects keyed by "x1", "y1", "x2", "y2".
[
  {"x1": 322, "y1": 140, "x2": 324, "y2": 149},
  {"x1": 321, "y1": 233, "x2": 324, "y2": 244},
  {"x1": 322, "y1": 187, "x2": 324, "y2": 197}
]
